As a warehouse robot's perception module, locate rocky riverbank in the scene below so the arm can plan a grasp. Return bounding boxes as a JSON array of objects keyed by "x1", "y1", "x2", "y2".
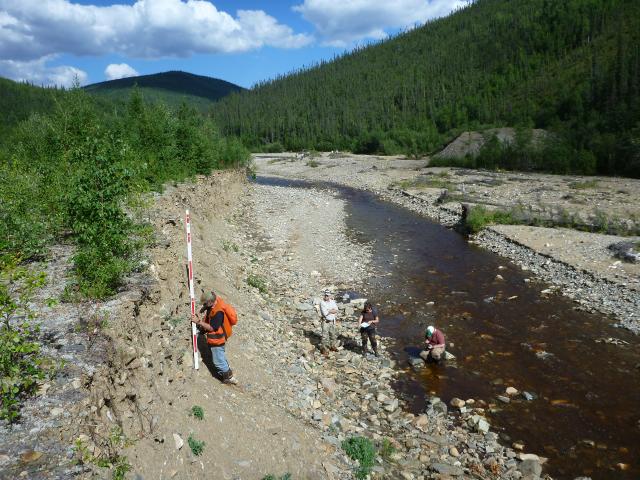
[
  {"x1": 254, "y1": 152, "x2": 640, "y2": 333},
  {"x1": 6, "y1": 167, "x2": 621, "y2": 479},
  {"x1": 228, "y1": 178, "x2": 549, "y2": 480}
]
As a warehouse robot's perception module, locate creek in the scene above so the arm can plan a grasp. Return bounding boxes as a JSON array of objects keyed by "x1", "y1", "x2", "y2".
[{"x1": 256, "y1": 176, "x2": 640, "y2": 479}]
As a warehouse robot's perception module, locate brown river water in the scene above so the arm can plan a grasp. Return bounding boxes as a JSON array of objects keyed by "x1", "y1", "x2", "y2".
[{"x1": 257, "y1": 177, "x2": 640, "y2": 479}]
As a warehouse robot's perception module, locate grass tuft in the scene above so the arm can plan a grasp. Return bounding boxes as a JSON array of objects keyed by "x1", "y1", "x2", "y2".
[
  {"x1": 191, "y1": 405, "x2": 204, "y2": 420},
  {"x1": 188, "y1": 434, "x2": 205, "y2": 456}
]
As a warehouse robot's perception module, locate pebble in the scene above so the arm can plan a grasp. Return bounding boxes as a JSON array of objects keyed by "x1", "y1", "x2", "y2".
[
  {"x1": 50, "y1": 407, "x2": 64, "y2": 417},
  {"x1": 20, "y1": 451, "x2": 43, "y2": 463},
  {"x1": 173, "y1": 433, "x2": 184, "y2": 450}
]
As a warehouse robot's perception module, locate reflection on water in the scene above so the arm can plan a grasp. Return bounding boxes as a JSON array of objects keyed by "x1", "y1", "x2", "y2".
[{"x1": 255, "y1": 176, "x2": 640, "y2": 479}]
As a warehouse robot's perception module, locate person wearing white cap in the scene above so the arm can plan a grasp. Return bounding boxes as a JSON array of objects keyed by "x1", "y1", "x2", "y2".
[
  {"x1": 319, "y1": 290, "x2": 339, "y2": 353},
  {"x1": 420, "y1": 325, "x2": 446, "y2": 363}
]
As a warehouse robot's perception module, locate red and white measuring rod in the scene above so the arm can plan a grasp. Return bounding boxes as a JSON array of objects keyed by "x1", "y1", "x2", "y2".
[{"x1": 185, "y1": 209, "x2": 199, "y2": 370}]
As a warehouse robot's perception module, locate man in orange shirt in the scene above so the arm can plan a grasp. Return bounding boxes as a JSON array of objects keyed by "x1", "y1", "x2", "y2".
[{"x1": 191, "y1": 291, "x2": 238, "y2": 384}]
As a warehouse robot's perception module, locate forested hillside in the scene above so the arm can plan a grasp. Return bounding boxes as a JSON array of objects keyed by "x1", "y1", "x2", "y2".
[
  {"x1": 84, "y1": 71, "x2": 244, "y2": 110},
  {"x1": 213, "y1": 0, "x2": 640, "y2": 177},
  {"x1": 0, "y1": 78, "x2": 66, "y2": 145}
]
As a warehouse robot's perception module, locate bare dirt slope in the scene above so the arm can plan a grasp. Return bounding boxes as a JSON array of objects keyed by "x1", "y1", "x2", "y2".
[{"x1": 433, "y1": 128, "x2": 548, "y2": 160}]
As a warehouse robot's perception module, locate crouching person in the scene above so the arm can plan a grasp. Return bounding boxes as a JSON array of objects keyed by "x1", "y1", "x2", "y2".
[
  {"x1": 420, "y1": 325, "x2": 446, "y2": 363},
  {"x1": 191, "y1": 291, "x2": 238, "y2": 384}
]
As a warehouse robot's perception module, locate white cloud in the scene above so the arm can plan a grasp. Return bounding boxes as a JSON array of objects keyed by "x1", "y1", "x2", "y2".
[
  {"x1": 0, "y1": 0, "x2": 312, "y2": 62},
  {"x1": 0, "y1": 56, "x2": 87, "y2": 87},
  {"x1": 293, "y1": 0, "x2": 467, "y2": 46},
  {"x1": 105, "y1": 63, "x2": 139, "y2": 80}
]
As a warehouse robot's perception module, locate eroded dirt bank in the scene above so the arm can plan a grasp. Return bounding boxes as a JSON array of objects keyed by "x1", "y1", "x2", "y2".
[
  {"x1": 254, "y1": 153, "x2": 640, "y2": 332},
  {"x1": 81, "y1": 171, "x2": 347, "y2": 480}
]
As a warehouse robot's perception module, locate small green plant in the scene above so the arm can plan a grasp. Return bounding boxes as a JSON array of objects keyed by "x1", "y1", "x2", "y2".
[
  {"x1": 262, "y1": 474, "x2": 291, "y2": 480},
  {"x1": 188, "y1": 434, "x2": 205, "y2": 456},
  {"x1": 73, "y1": 426, "x2": 133, "y2": 480},
  {"x1": 378, "y1": 438, "x2": 396, "y2": 462},
  {"x1": 247, "y1": 274, "x2": 268, "y2": 293},
  {"x1": 45, "y1": 297, "x2": 59, "y2": 308},
  {"x1": 167, "y1": 316, "x2": 182, "y2": 328},
  {"x1": 569, "y1": 179, "x2": 599, "y2": 190},
  {"x1": 342, "y1": 436, "x2": 376, "y2": 480},
  {"x1": 222, "y1": 240, "x2": 239, "y2": 253},
  {"x1": 306, "y1": 160, "x2": 319, "y2": 167},
  {"x1": 592, "y1": 209, "x2": 611, "y2": 234},
  {"x1": 191, "y1": 405, "x2": 204, "y2": 420}
]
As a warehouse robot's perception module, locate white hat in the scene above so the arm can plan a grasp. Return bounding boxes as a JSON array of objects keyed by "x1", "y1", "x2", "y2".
[
  {"x1": 426, "y1": 326, "x2": 435, "y2": 337},
  {"x1": 323, "y1": 289, "x2": 331, "y2": 296}
]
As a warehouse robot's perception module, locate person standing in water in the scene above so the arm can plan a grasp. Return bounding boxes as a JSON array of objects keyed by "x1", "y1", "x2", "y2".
[{"x1": 358, "y1": 301, "x2": 379, "y2": 357}]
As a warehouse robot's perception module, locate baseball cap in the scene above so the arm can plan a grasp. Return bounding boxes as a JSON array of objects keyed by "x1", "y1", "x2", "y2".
[{"x1": 200, "y1": 291, "x2": 217, "y2": 304}]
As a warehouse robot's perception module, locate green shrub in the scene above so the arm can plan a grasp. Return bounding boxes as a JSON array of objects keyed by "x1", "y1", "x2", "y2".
[
  {"x1": 306, "y1": 160, "x2": 319, "y2": 167},
  {"x1": 247, "y1": 274, "x2": 268, "y2": 293},
  {"x1": 464, "y1": 206, "x2": 516, "y2": 234},
  {"x1": 2, "y1": 86, "x2": 250, "y2": 301},
  {"x1": 0, "y1": 255, "x2": 46, "y2": 422},
  {"x1": 188, "y1": 434, "x2": 205, "y2": 456},
  {"x1": 191, "y1": 405, "x2": 204, "y2": 420},
  {"x1": 262, "y1": 474, "x2": 291, "y2": 480},
  {"x1": 342, "y1": 436, "x2": 376, "y2": 480}
]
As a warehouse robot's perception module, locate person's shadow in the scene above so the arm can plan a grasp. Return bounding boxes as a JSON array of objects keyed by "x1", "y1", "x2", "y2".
[{"x1": 196, "y1": 334, "x2": 224, "y2": 382}]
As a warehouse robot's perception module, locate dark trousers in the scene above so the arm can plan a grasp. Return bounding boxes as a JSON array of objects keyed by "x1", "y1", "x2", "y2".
[{"x1": 361, "y1": 327, "x2": 378, "y2": 354}]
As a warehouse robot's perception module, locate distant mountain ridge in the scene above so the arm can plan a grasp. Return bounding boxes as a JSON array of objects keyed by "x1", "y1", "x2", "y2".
[{"x1": 84, "y1": 71, "x2": 244, "y2": 108}]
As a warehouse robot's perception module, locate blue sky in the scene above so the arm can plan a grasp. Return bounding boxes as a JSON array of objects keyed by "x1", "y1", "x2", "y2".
[{"x1": 0, "y1": 0, "x2": 465, "y2": 88}]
